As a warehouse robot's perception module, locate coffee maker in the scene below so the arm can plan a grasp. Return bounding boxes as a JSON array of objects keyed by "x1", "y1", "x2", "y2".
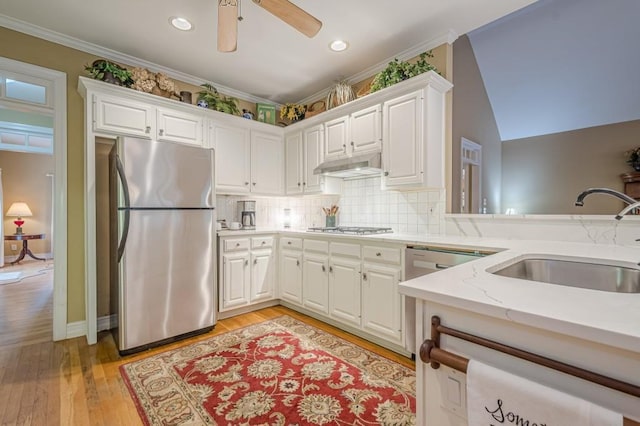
[{"x1": 238, "y1": 200, "x2": 256, "y2": 230}]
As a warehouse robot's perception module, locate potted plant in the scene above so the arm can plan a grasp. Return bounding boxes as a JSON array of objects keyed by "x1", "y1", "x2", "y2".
[
  {"x1": 369, "y1": 51, "x2": 439, "y2": 93},
  {"x1": 625, "y1": 147, "x2": 640, "y2": 171},
  {"x1": 280, "y1": 103, "x2": 307, "y2": 121},
  {"x1": 197, "y1": 84, "x2": 240, "y2": 115},
  {"x1": 84, "y1": 59, "x2": 133, "y2": 87},
  {"x1": 325, "y1": 81, "x2": 356, "y2": 110}
]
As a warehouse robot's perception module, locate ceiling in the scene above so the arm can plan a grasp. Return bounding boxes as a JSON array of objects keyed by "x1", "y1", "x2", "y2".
[
  {"x1": 0, "y1": 0, "x2": 535, "y2": 104},
  {"x1": 468, "y1": 0, "x2": 640, "y2": 141}
]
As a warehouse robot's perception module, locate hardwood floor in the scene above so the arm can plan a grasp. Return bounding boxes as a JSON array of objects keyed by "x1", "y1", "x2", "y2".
[
  {"x1": 0, "y1": 261, "x2": 53, "y2": 349},
  {"x1": 0, "y1": 306, "x2": 415, "y2": 425}
]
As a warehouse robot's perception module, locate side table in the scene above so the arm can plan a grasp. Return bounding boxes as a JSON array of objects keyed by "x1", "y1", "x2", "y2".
[{"x1": 4, "y1": 234, "x2": 46, "y2": 265}]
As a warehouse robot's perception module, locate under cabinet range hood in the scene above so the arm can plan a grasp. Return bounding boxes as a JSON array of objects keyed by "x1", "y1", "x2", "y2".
[{"x1": 313, "y1": 152, "x2": 383, "y2": 178}]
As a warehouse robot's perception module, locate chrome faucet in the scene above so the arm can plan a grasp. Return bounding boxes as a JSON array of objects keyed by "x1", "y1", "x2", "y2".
[
  {"x1": 615, "y1": 201, "x2": 640, "y2": 220},
  {"x1": 574, "y1": 188, "x2": 636, "y2": 207}
]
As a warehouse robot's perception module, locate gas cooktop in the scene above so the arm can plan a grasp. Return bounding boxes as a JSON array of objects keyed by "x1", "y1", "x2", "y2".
[{"x1": 307, "y1": 226, "x2": 393, "y2": 235}]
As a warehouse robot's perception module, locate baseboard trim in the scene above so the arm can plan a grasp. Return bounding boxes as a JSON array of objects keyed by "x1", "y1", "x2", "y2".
[
  {"x1": 66, "y1": 314, "x2": 115, "y2": 339},
  {"x1": 217, "y1": 299, "x2": 280, "y2": 320}
]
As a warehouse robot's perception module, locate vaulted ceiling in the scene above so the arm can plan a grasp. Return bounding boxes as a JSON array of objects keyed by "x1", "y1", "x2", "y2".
[{"x1": 468, "y1": 0, "x2": 640, "y2": 141}]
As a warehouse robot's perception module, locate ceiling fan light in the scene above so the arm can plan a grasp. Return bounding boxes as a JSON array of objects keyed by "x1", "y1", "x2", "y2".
[
  {"x1": 329, "y1": 40, "x2": 349, "y2": 52},
  {"x1": 170, "y1": 17, "x2": 193, "y2": 31}
]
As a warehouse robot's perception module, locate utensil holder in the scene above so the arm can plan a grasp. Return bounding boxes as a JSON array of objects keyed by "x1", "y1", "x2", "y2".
[{"x1": 325, "y1": 216, "x2": 336, "y2": 227}]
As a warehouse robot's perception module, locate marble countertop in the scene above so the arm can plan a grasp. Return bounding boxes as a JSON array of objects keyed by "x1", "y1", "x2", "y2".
[
  {"x1": 398, "y1": 237, "x2": 640, "y2": 354},
  {"x1": 216, "y1": 228, "x2": 640, "y2": 352}
]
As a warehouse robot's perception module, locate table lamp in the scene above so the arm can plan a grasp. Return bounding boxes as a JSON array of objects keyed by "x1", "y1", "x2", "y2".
[{"x1": 6, "y1": 202, "x2": 33, "y2": 235}]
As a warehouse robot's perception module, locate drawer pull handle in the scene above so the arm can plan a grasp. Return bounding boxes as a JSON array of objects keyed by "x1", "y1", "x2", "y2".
[
  {"x1": 296, "y1": 260, "x2": 300, "y2": 266},
  {"x1": 322, "y1": 265, "x2": 326, "y2": 272},
  {"x1": 159, "y1": 129, "x2": 164, "y2": 136},
  {"x1": 145, "y1": 126, "x2": 151, "y2": 134},
  {"x1": 287, "y1": 241, "x2": 292, "y2": 245},
  {"x1": 329, "y1": 266, "x2": 333, "y2": 273},
  {"x1": 376, "y1": 252, "x2": 382, "y2": 257},
  {"x1": 261, "y1": 241, "x2": 266, "y2": 245},
  {"x1": 254, "y1": 259, "x2": 258, "y2": 265},
  {"x1": 245, "y1": 182, "x2": 249, "y2": 186},
  {"x1": 363, "y1": 273, "x2": 367, "y2": 281},
  {"x1": 236, "y1": 243, "x2": 240, "y2": 246},
  {"x1": 435, "y1": 264, "x2": 450, "y2": 269},
  {"x1": 244, "y1": 260, "x2": 248, "y2": 266}
]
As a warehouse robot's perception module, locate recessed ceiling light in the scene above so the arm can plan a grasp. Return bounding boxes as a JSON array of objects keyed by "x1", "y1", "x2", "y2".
[
  {"x1": 329, "y1": 40, "x2": 349, "y2": 52},
  {"x1": 170, "y1": 17, "x2": 193, "y2": 31}
]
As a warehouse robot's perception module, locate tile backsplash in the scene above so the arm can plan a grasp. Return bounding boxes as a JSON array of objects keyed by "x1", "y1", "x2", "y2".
[{"x1": 216, "y1": 176, "x2": 445, "y2": 235}]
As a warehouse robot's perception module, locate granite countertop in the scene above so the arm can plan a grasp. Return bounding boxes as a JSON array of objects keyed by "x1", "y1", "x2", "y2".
[{"x1": 216, "y1": 228, "x2": 640, "y2": 352}]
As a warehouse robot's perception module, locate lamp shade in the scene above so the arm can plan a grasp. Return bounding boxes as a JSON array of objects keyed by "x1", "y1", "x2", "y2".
[{"x1": 6, "y1": 202, "x2": 33, "y2": 217}]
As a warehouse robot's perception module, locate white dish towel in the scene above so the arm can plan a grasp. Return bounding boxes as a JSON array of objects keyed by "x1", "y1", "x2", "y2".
[{"x1": 466, "y1": 360, "x2": 622, "y2": 426}]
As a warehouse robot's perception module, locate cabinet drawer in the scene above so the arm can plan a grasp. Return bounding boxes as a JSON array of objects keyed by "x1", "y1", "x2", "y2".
[
  {"x1": 330, "y1": 242, "x2": 361, "y2": 258},
  {"x1": 281, "y1": 237, "x2": 302, "y2": 250},
  {"x1": 252, "y1": 236, "x2": 274, "y2": 249},
  {"x1": 362, "y1": 245, "x2": 401, "y2": 264},
  {"x1": 223, "y1": 238, "x2": 250, "y2": 252},
  {"x1": 304, "y1": 238, "x2": 329, "y2": 253}
]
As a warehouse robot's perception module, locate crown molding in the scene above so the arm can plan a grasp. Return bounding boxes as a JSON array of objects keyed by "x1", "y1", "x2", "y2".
[
  {"x1": 0, "y1": 14, "x2": 278, "y2": 106},
  {"x1": 297, "y1": 29, "x2": 458, "y2": 105}
]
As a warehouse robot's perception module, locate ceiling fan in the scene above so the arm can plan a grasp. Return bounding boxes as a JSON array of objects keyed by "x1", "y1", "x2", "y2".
[{"x1": 218, "y1": 0, "x2": 322, "y2": 52}]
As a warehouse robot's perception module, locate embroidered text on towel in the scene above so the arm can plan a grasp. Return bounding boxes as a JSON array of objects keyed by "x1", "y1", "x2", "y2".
[{"x1": 485, "y1": 399, "x2": 546, "y2": 426}]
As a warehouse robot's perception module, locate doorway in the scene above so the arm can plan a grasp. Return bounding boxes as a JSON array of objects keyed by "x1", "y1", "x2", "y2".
[
  {"x1": 0, "y1": 57, "x2": 67, "y2": 342},
  {"x1": 460, "y1": 137, "x2": 483, "y2": 214}
]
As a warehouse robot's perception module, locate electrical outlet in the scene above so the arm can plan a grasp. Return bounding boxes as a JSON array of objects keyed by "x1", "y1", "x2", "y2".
[{"x1": 10, "y1": 244, "x2": 17, "y2": 251}]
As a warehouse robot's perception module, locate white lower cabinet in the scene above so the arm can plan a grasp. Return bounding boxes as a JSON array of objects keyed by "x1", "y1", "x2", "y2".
[
  {"x1": 328, "y1": 256, "x2": 361, "y2": 326},
  {"x1": 221, "y1": 252, "x2": 250, "y2": 310},
  {"x1": 302, "y1": 253, "x2": 329, "y2": 314},
  {"x1": 219, "y1": 235, "x2": 276, "y2": 312},
  {"x1": 361, "y1": 262, "x2": 402, "y2": 344},
  {"x1": 279, "y1": 248, "x2": 303, "y2": 305}
]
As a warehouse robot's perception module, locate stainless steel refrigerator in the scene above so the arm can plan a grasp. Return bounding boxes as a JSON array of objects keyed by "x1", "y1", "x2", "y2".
[{"x1": 109, "y1": 137, "x2": 216, "y2": 355}]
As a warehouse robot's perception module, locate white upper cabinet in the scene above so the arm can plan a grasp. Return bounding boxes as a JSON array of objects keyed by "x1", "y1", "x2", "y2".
[
  {"x1": 350, "y1": 104, "x2": 381, "y2": 154},
  {"x1": 93, "y1": 93, "x2": 153, "y2": 138},
  {"x1": 303, "y1": 124, "x2": 325, "y2": 194},
  {"x1": 324, "y1": 105, "x2": 381, "y2": 161},
  {"x1": 382, "y1": 90, "x2": 423, "y2": 187},
  {"x1": 156, "y1": 107, "x2": 203, "y2": 146},
  {"x1": 210, "y1": 122, "x2": 251, "y2": 194},
  {"x1": 285, "y1": 131, "x2": 304, "y2": 195},
  {"x1": 324, "y1": 115, "x2": 350, "y2": 160},
  {"x1": 251, "y1": 131, "x2": 284, "y2": 195}
]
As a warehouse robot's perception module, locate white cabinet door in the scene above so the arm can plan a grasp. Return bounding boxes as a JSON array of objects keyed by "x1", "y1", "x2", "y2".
[
  {"x1": 302, "y1": 253, "x2": 329, "y2": 314},
  {"x1": 211, "y1": 123, "x2": 251, "y2": 193},
  {"x1": 251, "y1": 131, "x2": 284, "y2": 195},
  {"x1": 328, "y1": 257, "x2": 362, "y2": 327},
  {"x1": 324, "y1": 115, "x2": 349, "y2": 160},
  {"x1": 303, "y1": 125, "x2": 324, "y2": 193},
  {"x1": 156, "y1": 107, "x2": 204, "y2": 146},
  {"x1": 221, "y1": 252, "x2": 250, "y2": 310},
  {"x1": 351, "y1": 104, "x2": 381, "y2": 154},
  {"x1": 382, "y1": 90, "x2": 423, "y2": 188},
  {"x1": 361, "y1": 262, "x2": 402, "y2": 344},
  {"x1": 280, "y1": 249, "x2": 303, "y2": 305},
  {"x1": 251, "y1": 250, "x2": 275, "y2": 303},
  {"x1": 285, "y1": 132, "x2": 303, "y2": 195},
  {"x1": 94, "y1": 94, "x2": 153, "y2": 138}
]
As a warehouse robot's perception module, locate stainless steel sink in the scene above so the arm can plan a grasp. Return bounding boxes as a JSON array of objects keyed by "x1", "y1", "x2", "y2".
[{"x1": 491, "y1": 257, "x2": 640, "y2": 293}]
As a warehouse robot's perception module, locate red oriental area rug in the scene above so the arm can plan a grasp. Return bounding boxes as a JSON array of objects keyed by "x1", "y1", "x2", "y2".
[{"x1": 120, "y1": 315, "x2": 416, "y2": 425}]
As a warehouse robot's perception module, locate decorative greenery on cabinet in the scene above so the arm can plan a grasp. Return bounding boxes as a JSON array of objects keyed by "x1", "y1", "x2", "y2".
[{"x1": 370, "y1": 51, "x2": 439, "y2": 93}]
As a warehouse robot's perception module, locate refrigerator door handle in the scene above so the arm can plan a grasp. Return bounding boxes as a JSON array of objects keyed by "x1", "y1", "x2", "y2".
[{"x1": 116, "y1": 155, "x2": 131, "y2": 263}]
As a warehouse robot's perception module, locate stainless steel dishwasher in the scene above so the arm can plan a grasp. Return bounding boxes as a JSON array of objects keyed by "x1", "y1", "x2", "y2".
[{"x1": 404, "y1": 245, "x2": 495, "y2": 353}]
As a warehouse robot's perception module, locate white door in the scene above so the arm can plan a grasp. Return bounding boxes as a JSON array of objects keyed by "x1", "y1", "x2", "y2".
[
  {"x1": 382, "y1": 90, "x2": 423, "y2": 188},
  {"x1": 251, "y1": 250, "x2": 275, "y2": 302},
  {"x1": 211, "y1": 124, "x2": 251, "y2": 193},
  {"x1": 329, "y1": 257, "x2": 362, "y2": 326},
  {"x1": 156, "y1": 107, "x2": 203, "y2": 146},
  {"x1": 351, "y1": 104, "x2": 381, "y2": 154},
  {"x1": 303, "y1": 125, "x2": 324, "y2": 193},
  {"x1": 302, "y1": 253, "x2": 329, "y2": 314},
  {"x1": 280, "y1": 250, "x2": 303, "y2": 304},
  {"x1": 251, "y1": 131, "x2": 284, "y2": 195},
  {"x1": 221, "y1": 252, "x2": 250, "y2": 310},
  {"x1": 324, "y1": 115, "x2": 349, "y2": 160},
  {"x1": 361, "y1": 263, "x2": 402, "y2": 343},
  {"x1": 284, "y1": 132, "x2": 303, "y2": 195}
]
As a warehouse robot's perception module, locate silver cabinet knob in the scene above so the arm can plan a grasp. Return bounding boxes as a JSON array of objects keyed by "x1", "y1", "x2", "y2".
[
  {"x1": 287, "y1": 241, "x2": 292, "y2": 245},
  {"x1": 376, "y1": 252, "x2": 382, "y2": 257},
  {"x1": 322, "y1": 265, "x2": 326, "y2": 272},
  {"x1": 245, "y1": 182, "x2": 250, "y2": 185},
  {"x1": 384, "y1": 171, "x2": 389, "y2": 176},
  {"x1": 252, "y1": 182, "x2": 256, "y2": 186},
  {"x1": 244, "y1": 259, "x2": 249, "y2": 266},
  {"x1": 159, "y1": 129, "x2": 164, "y2": 136},
  {"x1": 254, "y1": 259, "x2": 257, "y2": 265},
  {"x1": 296, "y1": 260, "x2": 300, "y2": 266},
  {"x1": 329, "y1": 265, "x2": 333, "y2": 273},
  {"x1": 363, "y1": 273, "x2": 368, "y2": 281},
  {"x1": 145, "y1": 126, "x2": 151, "y2": 134}
]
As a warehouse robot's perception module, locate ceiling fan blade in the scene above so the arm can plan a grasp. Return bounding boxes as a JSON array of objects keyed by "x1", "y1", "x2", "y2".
[
  {"x1": 218, "y1": 0, "x2": 238, "y2": 52},
  {"x1": 252, "y1": 0, "x2": 322, "y2": 38}
]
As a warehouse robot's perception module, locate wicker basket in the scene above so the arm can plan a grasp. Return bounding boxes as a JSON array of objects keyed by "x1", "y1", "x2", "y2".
[{"x1": 305, "y1": 100, "x2": 326, "y2": 118}]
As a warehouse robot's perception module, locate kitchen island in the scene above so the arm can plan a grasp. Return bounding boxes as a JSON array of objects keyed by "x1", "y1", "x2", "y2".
[{"x1": 398, "y1": 237, "x2": 640, "y2": 425}]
